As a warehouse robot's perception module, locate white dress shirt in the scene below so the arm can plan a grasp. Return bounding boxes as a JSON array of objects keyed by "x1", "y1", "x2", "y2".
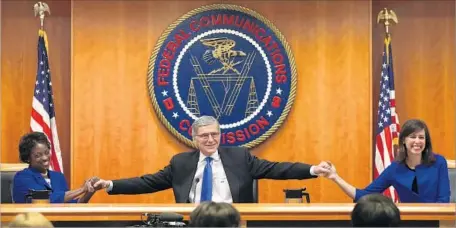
[{"x1": 189, "y1": 150, "x2": 233, "y2": 203}]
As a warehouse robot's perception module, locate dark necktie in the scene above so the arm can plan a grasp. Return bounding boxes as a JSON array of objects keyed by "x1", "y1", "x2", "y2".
[{"x1": 200, "y1": 157, "x2": 213, "y2": 202}]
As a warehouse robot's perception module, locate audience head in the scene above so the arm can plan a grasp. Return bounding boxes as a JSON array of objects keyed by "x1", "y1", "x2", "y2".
[
  {"x1": 351, "y1": 193, "x2": 401, "y2": 227},
  {"x1": 191, "y1": 116, "x2": 221, "y2": 156},
  {"x1": 189, "y1": 201, "x2": 241, "y2": 227},
  {"x1": 395, "y1": 119, "x2": 435, "y2": 165},
  {"x1": 8, "y1": 212, "x2": 53, "y2": 227},
  {"x1": 19, "y1": 132, "x2": 51, "y2": 173}
]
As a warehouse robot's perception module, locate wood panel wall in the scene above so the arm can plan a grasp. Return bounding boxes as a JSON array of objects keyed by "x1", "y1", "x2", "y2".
[
  {"x1": 0, "y1": 0, "x2": 72, "y2": 182},
  {"x1": 71, "y1": 0, "x2": 372, "y2": 203},
  {"x1": 1, "y1": 0, "x2": 454, "y2": 204},
  {"x1": 372, "y1": 0, "x2": 455, "y2": 161}
]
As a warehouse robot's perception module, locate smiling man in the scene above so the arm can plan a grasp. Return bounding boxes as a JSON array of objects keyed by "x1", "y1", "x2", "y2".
[{"x1": 93, "y1": 116, "x2": 332, "y2": 203}]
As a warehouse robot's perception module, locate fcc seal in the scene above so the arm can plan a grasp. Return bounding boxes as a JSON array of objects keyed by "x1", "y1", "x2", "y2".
[{"x1": 147, "y1": 4, "x2": 297, "y2": 148}]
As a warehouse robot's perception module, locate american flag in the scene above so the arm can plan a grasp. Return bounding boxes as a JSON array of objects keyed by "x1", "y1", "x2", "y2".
[
  {"x1": 30, "y1": 29, "x2": 63, "y2": 172},
  {"x1": 374, "y1": 36, "x2": 400, "y2": 202}
]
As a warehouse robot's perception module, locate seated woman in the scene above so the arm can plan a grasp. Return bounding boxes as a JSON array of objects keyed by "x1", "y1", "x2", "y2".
[
  {"x1": 325, "y1": 119, "x2": 450, "y2": 203},
  {"x1": 13, "y1": 132, "x2": 96, "y2": 203}
]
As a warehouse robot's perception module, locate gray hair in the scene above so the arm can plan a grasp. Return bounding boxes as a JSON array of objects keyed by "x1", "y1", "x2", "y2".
[{"x1": 191, "y1": 116, "x2": 220, "y2": 137}]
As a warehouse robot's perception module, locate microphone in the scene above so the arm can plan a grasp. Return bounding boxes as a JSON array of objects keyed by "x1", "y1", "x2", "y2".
[
  {"x1": 159, "y1": 212, "x2": 184, "y2": 222},
  {"x1": 191, "y1": 178, "x2": 200, "y2": 203}
]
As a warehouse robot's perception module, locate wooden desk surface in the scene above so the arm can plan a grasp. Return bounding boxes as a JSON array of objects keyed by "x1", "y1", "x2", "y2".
[{"x1": 1, "y1": 203, "x2": 455, "y2": 222}]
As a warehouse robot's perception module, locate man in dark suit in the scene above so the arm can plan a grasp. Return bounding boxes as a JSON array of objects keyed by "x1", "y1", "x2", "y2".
[{"x1": 93, "y1": 116, "x2": 331, "y2": 203}]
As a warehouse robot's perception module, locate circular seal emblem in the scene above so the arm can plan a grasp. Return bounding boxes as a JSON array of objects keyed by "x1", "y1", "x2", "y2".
[{"x1": 147, "y1": 4, "x2": 297, "y2": 148}]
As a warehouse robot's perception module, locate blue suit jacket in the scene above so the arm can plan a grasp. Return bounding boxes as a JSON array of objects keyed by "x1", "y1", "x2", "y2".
[
  {"x1": 13, "y1": 167, "x2": 77, "y2": 203},
  {"x1": 356, "y1": 154, "x2": 450, "y2": 203}
]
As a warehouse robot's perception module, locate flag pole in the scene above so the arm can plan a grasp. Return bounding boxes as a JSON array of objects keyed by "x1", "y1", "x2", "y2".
[
  {"x1": 374, "y1": 8, "x2": 401, "y2": 203},
  {"x1": 377, "y1": 8, "x2": 398, "y2": 64},
  {"x1": 377, "y1": 8, "x2": 398, "y2": 36},
  {"x1": 34, "y1": 2, "x2": 50, "y2": 29}
]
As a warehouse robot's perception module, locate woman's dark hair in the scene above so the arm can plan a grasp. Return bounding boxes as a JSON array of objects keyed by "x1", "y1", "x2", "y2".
[
  {"x1": 189, "y1": 202, "x2": 240, "y2": 227},
  {"x1": 18, "y1": 132, "x2": 50, "y2": 163},
  {"x1": 395, "y1": 119, "x2": 435, "y2": 165},
  {"x1": 351, "y1": 193, "x2": 401, "y2": 227}
]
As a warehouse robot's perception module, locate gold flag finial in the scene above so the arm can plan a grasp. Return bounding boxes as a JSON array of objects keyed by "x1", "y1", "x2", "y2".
[
  {"x1": 377, "y1": 8, "x2": 398, "y2": 35},
  {"x1": 34, "y1": 2, "x2": 50, "y2": 29}
]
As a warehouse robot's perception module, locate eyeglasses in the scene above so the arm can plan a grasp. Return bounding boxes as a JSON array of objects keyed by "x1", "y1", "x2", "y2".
[{"x1": 196, "y1": 132, "x2": 220, "y2": 140}]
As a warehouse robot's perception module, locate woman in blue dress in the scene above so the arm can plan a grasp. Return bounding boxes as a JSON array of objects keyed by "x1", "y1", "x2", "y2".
[{"x1": 326, "y1": 119, "x2": 450, "y2": 203}]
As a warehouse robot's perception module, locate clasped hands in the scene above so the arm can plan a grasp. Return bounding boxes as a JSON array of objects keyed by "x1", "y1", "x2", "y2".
[
  {"x1": 80, "y1": 177, "x2": 98, "y2": 193},
  {"x1": 80, "y1": 177, "x2": 110, "y2": 193},
  {"x1": 313, "y1": 161, "x2": 338, "y2": 180}
]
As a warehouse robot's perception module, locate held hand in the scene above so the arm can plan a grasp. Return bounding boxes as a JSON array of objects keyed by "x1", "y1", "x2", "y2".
[
  {"x1": 325, "y1": 163, "x2": 339, "y2": 180},
  {"x1": 92, "y1": 178, "x2": 110, "y2": 191},
  {"x1": 319, "y1": 161, "x2": 332, "y2": 169},
  {"x1": 313, "y1": 161, "x2": 332, "y2": 176},
  {"x1": 84, "y1": 177, "x2": 99, "y2": 193}
]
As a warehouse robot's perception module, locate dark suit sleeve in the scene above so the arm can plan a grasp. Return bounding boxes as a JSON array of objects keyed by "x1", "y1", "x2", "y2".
[
  {"x1": 245, "y1": 148, "x2": 315, "y2": 180},
  {"x1": 110, "y1": 157, "x2": 173, "y2": 195}
]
